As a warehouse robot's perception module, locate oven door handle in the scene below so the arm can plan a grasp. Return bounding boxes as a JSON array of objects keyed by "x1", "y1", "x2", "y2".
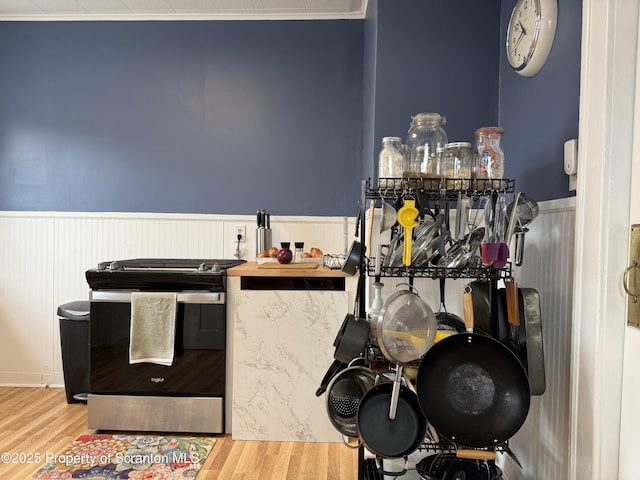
[{"x1": 90, "y1": 291, "x2": 225, "y2": 304}]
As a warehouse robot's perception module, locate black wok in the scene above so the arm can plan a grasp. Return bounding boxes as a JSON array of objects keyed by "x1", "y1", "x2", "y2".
[{"x1": 416, "y1": 292, "x2": 530, "y2": 448}]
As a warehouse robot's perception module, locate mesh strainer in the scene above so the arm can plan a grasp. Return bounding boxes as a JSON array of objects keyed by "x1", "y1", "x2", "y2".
[{"x1": 507, "y1": 193, "x2": 539, "y2": 228}]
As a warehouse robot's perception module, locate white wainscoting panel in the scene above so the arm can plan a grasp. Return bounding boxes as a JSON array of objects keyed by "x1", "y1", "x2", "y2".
[
  {"x1": 499, "y1": 197, "x2": 576, "y2": 480},
  {"x1": 0, "y1": 211, "x2": 351, "y2": 387}
]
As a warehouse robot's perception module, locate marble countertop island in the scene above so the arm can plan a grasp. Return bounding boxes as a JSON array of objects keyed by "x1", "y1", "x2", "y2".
[{"x1": 226, "y1": 262, "x2": 357, "y2": 443}]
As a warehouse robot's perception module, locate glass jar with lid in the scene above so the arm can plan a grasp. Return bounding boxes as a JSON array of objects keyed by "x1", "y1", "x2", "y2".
[
  {"x1": 404, "y1": 112, "x2": 448, "y2": 179},
  {"x1": 377, "y1": 136, "x2": 404, "y2": 189},
  {"x1": 474, "y1": 127, "x2": 505, "y2": 182},
  {"x1": 443, "y1": 142, "x2": 473, "y2": 190},
  {"x1": 429, "y1": 146, "x2": 446, "y2": 179}
]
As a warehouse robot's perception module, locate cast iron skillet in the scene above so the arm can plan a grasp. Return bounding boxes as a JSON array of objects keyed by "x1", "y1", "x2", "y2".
[{"x1": 416, "y1": 292, "x2": 530, "y2": 449}]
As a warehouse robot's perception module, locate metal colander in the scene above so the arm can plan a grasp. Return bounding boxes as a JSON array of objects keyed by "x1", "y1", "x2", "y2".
[
  {"x1": 329, "y1": 378, "x2": 364, "y2": 418},
  {"x1": 325, "y1": 364, "x2": 376, "y2": 438}
]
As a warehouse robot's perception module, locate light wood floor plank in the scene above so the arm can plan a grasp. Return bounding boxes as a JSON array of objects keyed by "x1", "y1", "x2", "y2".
[{"x1": 0, "y1": 387, "x2": 358, "y2": 479}]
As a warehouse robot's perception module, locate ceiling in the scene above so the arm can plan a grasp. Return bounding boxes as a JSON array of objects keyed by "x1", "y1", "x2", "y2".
[{"x1": 0, "y1": 0, "x2": 367, "y2": 20}]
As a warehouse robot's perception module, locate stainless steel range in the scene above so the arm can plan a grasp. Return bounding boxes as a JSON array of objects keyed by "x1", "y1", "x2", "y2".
[{"x1": 85, "y1": 258, "x2": 245, "y2": 434}]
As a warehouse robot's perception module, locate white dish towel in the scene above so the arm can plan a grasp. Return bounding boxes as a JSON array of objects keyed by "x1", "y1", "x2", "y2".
[{"x1": 129, "y1": 292, "x2": 177, "y2": 366}]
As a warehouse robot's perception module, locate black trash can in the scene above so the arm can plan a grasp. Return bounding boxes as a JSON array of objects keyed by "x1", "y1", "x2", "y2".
[{"x1": 57, "y1": 301, "x2": 90, "y2": 404}]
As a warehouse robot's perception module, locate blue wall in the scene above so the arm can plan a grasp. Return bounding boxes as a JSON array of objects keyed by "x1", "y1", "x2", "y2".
[
  {"x1": 362, "y1": 0, "x2": 502, "y2": 181},
  {"x1": 0, "y1": 0, "x2": 583, "y2": 215},
  {"x1": 0, "y1": 21, "x2": 364, "y2": 215},
  {"x1": 498, "y1": 0, "x2": 582, "y2": 201}
]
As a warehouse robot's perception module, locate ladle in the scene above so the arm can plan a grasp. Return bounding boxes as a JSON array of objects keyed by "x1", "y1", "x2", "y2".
[{"x1": 397, "y1": 199, "x2": 419, "y2": 266}]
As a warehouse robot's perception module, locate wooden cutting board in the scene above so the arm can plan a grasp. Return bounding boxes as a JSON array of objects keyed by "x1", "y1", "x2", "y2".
[{"x1": 256, "y1": 262, "x2": 320, "y2": 269}]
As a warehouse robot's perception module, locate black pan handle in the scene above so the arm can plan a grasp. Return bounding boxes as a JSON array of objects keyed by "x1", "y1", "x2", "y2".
[
  {"x1": 374, "y1": 456, "x2": 408, "y2": 477},
  {"x1": 315, "y1": 359, "x2": 347, "y2": 397}
]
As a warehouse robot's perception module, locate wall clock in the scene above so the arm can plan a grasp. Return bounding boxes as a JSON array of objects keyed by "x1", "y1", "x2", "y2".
[{"x1": 506, "y1": 0, "x2": 558, "y2": 77}]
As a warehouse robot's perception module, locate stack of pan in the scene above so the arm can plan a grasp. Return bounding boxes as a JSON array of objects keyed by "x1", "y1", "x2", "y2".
[{"x1": 317, "y1": 280, "x2": 543, "y2": 474}]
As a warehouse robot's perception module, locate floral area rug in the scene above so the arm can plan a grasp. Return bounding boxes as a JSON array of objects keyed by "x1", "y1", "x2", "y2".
[{"x1": 33, "y1": 434, "x2": 216, "y2": 479}]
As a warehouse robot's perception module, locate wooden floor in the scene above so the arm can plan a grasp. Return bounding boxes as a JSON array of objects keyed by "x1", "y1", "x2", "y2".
[{"x1": 0, "y1": 387, "x2": 359, "y2": 479}]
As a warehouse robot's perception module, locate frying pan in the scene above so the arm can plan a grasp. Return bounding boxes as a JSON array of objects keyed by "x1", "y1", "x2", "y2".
[
  {"x1": 356, "y1": 380, "x2": 426, "y2": 461},
  {"x1": 520, "y1": 287, "x2": 546, "y2": 395},
  {"x1": 342, "y1": 205, "x2": 364, "y2": 275},
  {"x1": 435, "y1": 278, "x2": 465, "y2": 334},
  {"x1": 333, "y1": 312, "x2": 370, "y2": 363},
  {"x1": 497, "y1": 286, "x2": 546, "y2": 395},
  {"x1": 333, "y1": 274, "x2": 370, "y2": 364},
  {"x1": 416, "y1": 290, "x2": 530, "y2": 449},
  {"x1": 342, "y1": 240, "x2": 364, "y2": 275}
]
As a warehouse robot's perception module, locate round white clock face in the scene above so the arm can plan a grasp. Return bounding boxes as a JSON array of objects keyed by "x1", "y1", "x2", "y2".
[
  {"x1": 507, "y1": 0, "x2": 539, "y2": 69},
  {"x1": 506, "y1": 0, "x2": 557, "y2": 77}
]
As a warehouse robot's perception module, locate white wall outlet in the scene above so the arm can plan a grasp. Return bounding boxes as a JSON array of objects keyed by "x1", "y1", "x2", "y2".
[{"x1": 234, "y1": 224, "x2": 246, "y2": 241}]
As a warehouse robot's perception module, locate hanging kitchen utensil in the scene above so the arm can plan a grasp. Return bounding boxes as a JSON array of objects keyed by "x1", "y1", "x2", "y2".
[
  {"x1": 376, "y1": 286, "x2": 438, "y2": 364},
  {"x1": 368, "y1": 244, "x2": 385, "y2": 344},
  {"x1": 368, "y1": 282, "x2": 384, "y2": 345},
  {"x1": 333, "y1": 312, "x2": 370, "y2": 364},
  {"x1": 356, "y1": 377, "x2": 427, "y2": 462},
  {"x1": 492, "y1": 194, "x2": 509, "y2": 269},
  {"x1": 333, "y1": 275, "x2": 370, "y2": 363},
  {"x1": 436, "y1": 227, "x2": 484, "y2": 269},
  {"x1": 508, "y1": 193, "x2": 539, "y2": 228},
  {"x1": 342, "y1": 204, "x2": 365, "y2": 275},
  {"x1": 505, "y1": 192, "x2": 521, "y2": 245},
  {"x1": 380, "y1": 197, "x2": 398, "y2": 232},
  {"x1": 382, "y1": 230, "x2": 404, "y2": 268},
  {"x1": 513, "y1": 227, "x2": 528, "y2": 266},
  {"x1": 505, "y1": 278, "x2": 521, "y2": 352},
  {"x1": 506, "y1": 193, "x2": 538, "y2": 266},
  {"x1": 416, "y1": 188, "x2": 437, "y2": 220},
  {"x1": 416, "y1": 286, "x2": 530, "y2": 449},
  {"x1": 481, "y1": 195, "x2": 498, "y2": 265},
  {"x1": 411, "y1": 213, "x2": 444, "y2": 267},
  {"x1": 454, "y1": 192, "x2": 471, "y2": 241},
  {"x1": 342, "y1": 240, "x2": 363, "y2": 275},
  {"x1": 435, "y1": 277, "x2": 465, "y2": 336},
  {"x1": 376, "y1": 284, "x2": 437, "y2": 420},
  {"x1": 469, "y1": 280, "x2": 492, "y2": 336},
  {"x1": 315, "y1": 359, "x2": 347, "y2": 397},
  {"x1": 365, "y1": 199, "x2": 375, "y2": 257},
  {"x1": 325, "y1": 358, "x2": 377, "y2": 440},
  {"x1": 397, "y1": 199, "x2": 419, "y2": 266},
  {"x1": 520, "y1": 287, "x2": 546, "y2": 395}
]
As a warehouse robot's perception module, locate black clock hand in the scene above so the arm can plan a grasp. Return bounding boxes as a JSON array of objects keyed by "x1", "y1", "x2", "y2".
[
  {"x1": 518, "y1": 20, "x2": 527, "y2": 35},
  {"x1": 514, "y1": 27, "x2": 527, "y2": 50}
]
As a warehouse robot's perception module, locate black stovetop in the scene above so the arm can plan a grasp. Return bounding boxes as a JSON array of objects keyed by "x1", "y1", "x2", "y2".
[{"x1": 86, "y1": 258, "x2": 246, "y2": 292}]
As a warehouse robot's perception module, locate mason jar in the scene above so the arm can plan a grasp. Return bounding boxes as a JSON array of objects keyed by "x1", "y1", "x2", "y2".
[
  {"x1": 405, "y1": 112, "x2": 448, "y2": 180},
  {"x1": 442, "y1": 142, "x2": 473, "y2": 190},
  {"x1": 474, "y1": 126, "x2": 505, "y2": 182},
  {"x1": 378, "y1": 136, "x2": 404, "y2": 189}
]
